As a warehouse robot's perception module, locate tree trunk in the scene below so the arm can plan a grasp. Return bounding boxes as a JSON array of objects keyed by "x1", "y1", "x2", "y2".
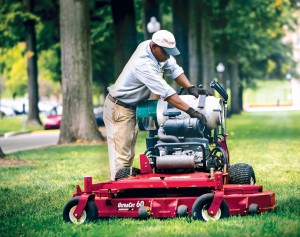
[
  {"x1": 59, "y1": 0, "x2": 103, "y2": 144},
  {"x1": 142, "y1": 0, "x2": 161, "y2": 40},
  {"x1": 0, "y1": 146, "x2": 6, "y2": 158},
  {"x1": 239, "y1": 80, "x2": 243, "y2": 111},
  {"x1": 200, "y1": 1, "x2": 214, "y2": 90},
  {"x1": 215, "y1": 0, "x2": 229, "y2": 92},
  {"x1": 188, "y1": 0, "x2": 202, "y2": 86},
  {"x1": 229, "y1": 57, "x2": 241, "y2": 114},
  {"x1": 173, "y1": 0, "x2": 189, "y2": 84},
  {"x1": 23, "y1": 0, "x2": 42, "y2": 126},
  {"x1": 111, "y1": 0, "x2": 137, "y2": 78}
]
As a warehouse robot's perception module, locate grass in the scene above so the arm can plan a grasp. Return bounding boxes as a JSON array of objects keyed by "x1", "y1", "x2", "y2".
[
  {"x1": 243, "y1": 80, "x2": 292, "y2": 106},
  {"x1": 0, "y1": 115, "x2": 44, "y2": 135},
  {"x1": 0, "y1": 111, "x2": 299, "y2": 237}
]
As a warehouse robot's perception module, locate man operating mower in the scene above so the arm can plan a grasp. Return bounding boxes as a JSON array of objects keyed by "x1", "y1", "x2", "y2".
[{"x1": 103, "y1": 30, "x2": 211, "y2": 180}]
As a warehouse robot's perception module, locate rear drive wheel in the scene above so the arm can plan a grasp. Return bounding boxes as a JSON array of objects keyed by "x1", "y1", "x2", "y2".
[
  {"x1": 63, "y1": 196, "x2": 98, "y2": 224},
  {"x1": 192, "y1": 193, "x2": 229, "y2": 221},
  {"x1": 115, "y1": 167, "x2": 141, "y2": 180},
  {"x1": 228, "y1": 163, "x2": 256, "y2": 184}
]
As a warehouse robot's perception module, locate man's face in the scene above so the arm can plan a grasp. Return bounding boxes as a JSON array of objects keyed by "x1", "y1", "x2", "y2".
[{"x1": 153, "y1": 44, "x2": 170, "y2": 62}]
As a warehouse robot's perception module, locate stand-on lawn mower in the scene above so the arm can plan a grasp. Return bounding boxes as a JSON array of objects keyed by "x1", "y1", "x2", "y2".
[{"x1": 63, "y1": 80, "x2": 276, "y2": 224}]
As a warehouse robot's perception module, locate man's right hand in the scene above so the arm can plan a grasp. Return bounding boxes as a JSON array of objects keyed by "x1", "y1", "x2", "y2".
[
  {"x1": 186, "y1": 107, "x2": 207, "y2": 125},
  {"x1": 187, "y1": 86, "x2": 212, "y2": 98}
]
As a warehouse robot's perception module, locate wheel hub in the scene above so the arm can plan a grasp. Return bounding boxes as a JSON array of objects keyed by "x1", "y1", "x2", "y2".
[
  {"x1": 202, "y1": 204, "x2": 221, "y2": 221},
  {"x1": 69, "y1": 206, "x2": 87, "y2": 224}
]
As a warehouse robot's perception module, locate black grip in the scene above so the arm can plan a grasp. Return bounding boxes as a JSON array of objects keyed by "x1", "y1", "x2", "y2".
[{"x1": 210, "y1": 80, "x2": 228, "y2": 102}]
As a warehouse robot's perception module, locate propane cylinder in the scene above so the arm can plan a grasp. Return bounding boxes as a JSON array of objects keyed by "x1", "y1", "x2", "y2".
[{"x1": 137, "y1": 95, "x2": 225, "y2": 130}]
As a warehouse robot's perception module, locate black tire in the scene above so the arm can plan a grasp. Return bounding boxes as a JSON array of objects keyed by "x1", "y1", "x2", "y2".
[
  {"x1": 115, "y1": 167, "x2": 141, "y2": 180},
  {"x1": 228, "y1": 163, "x2": 256, "y2": 184},
  {"x1": 207, "y1": 147, "x2": 229, "y2": 171},
  {"x1": 248, "y1": 203, "x2": 259, "y2": 215},
  {"x1": 192, "y1": 193, "x2": 230, "y2": 221},
  {"x1": 138, "y1": 206, "x2": 150, "y2": 220},
  {"x1": 177, "y1": 205, "x2": 188, "y2": 217},
  {"x1": 63, "y1": 196, "x2": 98, "y2": 224}
]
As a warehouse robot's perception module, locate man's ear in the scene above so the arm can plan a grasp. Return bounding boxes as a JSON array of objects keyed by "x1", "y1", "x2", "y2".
[{"x1": 150, "y1": 42, "x2": 157, "y2": 49}]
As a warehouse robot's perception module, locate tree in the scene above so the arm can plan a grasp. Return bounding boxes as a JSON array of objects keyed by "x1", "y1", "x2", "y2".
[
  {"x1": 111, "y1": 0, "x2": 137, "y2": 78},
  {"x1": 142, "y1": 0, "x2": 161, "y2": 40},
  {"x1": 188, "y1": 0, "x2": 201, "y2": 86},
  {"x1": 212, "y1": 0, "x2": 296, "y2": 113},
  {"x1": 59, "y1": 0, "x2": 103, "y2": 144},
  {"x1": 0, "y1": 146, "x2": 6, "y2": 158},
  {"x1": 0, "y1": 0, "x2": 42, "y2": 122},
  {"x1": 173, "y1": 0, "x2": 189, "y2": 80},
  {"x1": 23, "y1": 0, "x2": 42, "y2": 126},
  {"x1": 200, "y1": 1, "x2": 215, "y2": 90},
  {"x1": 213, "y1": 0, "x2": 229, "y2": 92},
  {"x1": 90, "y1": 0, "x2": 114, "y2": 99}
]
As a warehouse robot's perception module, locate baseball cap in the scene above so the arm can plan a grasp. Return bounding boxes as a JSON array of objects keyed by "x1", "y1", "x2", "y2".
[{"x1": 152, "y1": 30, "x2": 180, "y2": 56}]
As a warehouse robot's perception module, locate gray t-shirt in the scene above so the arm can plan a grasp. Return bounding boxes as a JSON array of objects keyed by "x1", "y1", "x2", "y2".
[{"x1": 108, "y1": 40, "x2": 184, "y2": 106}]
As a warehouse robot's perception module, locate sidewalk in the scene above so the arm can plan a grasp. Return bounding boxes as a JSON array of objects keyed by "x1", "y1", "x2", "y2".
[
  {"x1": 244, "y1": 78, "x2": 300, "y2": 113},
  {"x1": 244, "y1": 105, "x2": 300, "y2": 112}
]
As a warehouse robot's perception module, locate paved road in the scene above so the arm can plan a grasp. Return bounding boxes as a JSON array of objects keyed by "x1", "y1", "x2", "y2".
[
  {"x1": 244, "y1": 79, "x2": 300, "y2": 113},
  {"x1": 0, "y1": 130, "x2": 59, "y2": 154}
]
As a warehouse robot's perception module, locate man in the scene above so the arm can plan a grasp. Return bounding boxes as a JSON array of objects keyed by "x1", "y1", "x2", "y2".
[{"x1": 103, "y1": 30, "x2": 211, "y2": 180}]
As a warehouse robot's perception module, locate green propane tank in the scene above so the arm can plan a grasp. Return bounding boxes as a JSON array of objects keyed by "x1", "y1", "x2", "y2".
[{"x1": 136, "y1": 100, "x2": 159, "y2": 131}]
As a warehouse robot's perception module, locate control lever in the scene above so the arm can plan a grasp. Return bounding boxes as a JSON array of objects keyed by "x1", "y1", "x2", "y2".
[{"x1": 210, "y1": 80, "x2": 228, "y2": 102}]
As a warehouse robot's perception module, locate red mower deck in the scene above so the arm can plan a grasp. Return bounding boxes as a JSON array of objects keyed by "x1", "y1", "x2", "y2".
[{"x1": 64, "y1": 155, "x2": 275, "y2": 223}]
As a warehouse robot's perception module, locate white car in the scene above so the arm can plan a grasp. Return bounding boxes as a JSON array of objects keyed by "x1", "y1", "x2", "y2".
[{"x1": 0, "y1": 105, "x2": 16, "y2": 117}]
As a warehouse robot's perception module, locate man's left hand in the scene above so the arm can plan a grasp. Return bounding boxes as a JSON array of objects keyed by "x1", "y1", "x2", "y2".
[{"x1": 187, "y1": 86, "x2": 212, "y2": 98}]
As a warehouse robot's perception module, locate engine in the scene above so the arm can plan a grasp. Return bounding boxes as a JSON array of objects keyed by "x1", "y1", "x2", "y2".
[{"x1": 137, "y1": 81, "x2": 229, "y2": 174}]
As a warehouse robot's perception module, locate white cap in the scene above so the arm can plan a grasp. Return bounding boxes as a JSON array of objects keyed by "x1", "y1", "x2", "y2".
[{"x1": 152, "y1": 30, "x2": 180, "y2": 56}]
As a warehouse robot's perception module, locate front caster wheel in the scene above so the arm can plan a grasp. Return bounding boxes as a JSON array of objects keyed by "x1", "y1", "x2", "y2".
[
  {"x1": 192, "y1": 193, "x2": 230, "y2": 221},
  {"x1": 63, "y1": 196, "x2": 98, "y2": 224}
]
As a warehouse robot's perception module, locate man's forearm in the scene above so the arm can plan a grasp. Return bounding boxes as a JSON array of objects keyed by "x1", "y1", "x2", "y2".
[
  {"x1": 165, "y1": 93, "x2": 190, "y2": 112},
  {"x1": 174, "y1": 73, "x2": 192, "y2": 90}
]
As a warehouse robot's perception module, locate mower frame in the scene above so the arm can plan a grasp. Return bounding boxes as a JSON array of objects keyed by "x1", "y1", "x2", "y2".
[{"x1": 63, "y1": 81, "x2": 276, "y2": 224}]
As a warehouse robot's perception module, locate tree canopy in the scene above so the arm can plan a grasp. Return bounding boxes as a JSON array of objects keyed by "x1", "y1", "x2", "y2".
[{"x1": 0, "y1": 0, "x2": 298, "y2": 142}]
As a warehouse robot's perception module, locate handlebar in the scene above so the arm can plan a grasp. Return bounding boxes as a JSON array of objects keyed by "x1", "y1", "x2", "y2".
[{"x1": 210, "y1": 80, "x2": 228, "y2": 102}]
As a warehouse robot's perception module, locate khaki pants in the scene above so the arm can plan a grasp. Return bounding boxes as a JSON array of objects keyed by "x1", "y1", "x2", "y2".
[{"x1": 103, "y1": 96, "x2": 138, "y2": 180}]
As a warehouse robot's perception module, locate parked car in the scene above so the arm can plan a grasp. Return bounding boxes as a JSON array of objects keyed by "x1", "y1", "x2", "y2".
[
  {"x1": 43, "y1": 106, "x2": 63, "y2": 129},
  {"x1": 43, "y1": 105, "x2": 104, "y2": 130},
  {"x1": 0, "y1": 105, "x2": 16, "y2": 117},
  {"x1": 1, "y1": 98, "x2": 59, "y2": 115}
]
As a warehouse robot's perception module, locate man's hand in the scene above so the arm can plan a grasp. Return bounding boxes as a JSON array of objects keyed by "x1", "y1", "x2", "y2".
[
  {"x1": 187, "y1": 86, "x2": 212, "y2": 98},
  {"x1": 186, "y1": 107, "x2": 207, "y2": 125}
]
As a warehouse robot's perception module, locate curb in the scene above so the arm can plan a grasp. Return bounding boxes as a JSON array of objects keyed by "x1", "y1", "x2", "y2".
[
  {"x1": 3, "y1": 131, "x2": 33, "y2": 138},
  {"x1": 1, "y1": 129, "x2": 58, "y2": 138}
]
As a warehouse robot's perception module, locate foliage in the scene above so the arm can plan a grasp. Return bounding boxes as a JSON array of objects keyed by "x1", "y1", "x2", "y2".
[
  {"x1": 90, "y1": 1, "x2": 115, "y2": 91},
  {"x1": 0, "y1": 0, "x2": 298, "y2": 103},
  {"x1": 0, "y1": 111, "x2": 299, "y2": 236},
  {"x1": 0, "y1": 43, "x2": 27, "y2": 96},
  {"x1": 222, "y1": 0, "x2": 296, "y2": 80},
  {"x1": 0, "y1": 1, "x2": 39, "y2": 48},
  {"x1": 0, "y1": 0, "x2": 61, "y2": 97}
]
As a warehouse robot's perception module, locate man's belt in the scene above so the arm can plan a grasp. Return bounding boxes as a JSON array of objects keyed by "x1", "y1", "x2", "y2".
[{"x1": 108, "y1": 94, "x2": 136, "y2": 110}]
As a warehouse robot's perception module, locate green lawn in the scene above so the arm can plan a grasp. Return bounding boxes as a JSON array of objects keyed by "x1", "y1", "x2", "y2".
[
  {"x1": 243, "y1": 80, "x2": 292, "y2": 106},
  {"x1": 0, "y1": 115, "x2": 44, "y2": 135},
  {"x1": 0, "y1": 111, "x2": 299, "y2": 237}
]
